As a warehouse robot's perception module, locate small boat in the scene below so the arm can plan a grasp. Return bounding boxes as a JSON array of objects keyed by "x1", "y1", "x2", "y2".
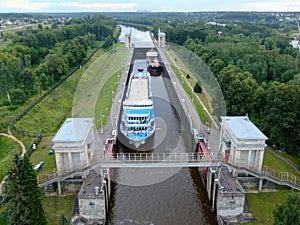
[
  {"x1": 120, "y1": 60, "x2": 155, "y2": 149},
  {"x1": 146, "y1": 50, "x2": 162, "y2": 76}
]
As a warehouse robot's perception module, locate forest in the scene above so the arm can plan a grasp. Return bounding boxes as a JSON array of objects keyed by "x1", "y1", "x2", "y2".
[{"x1": 0, "y1": 14, "x2": 118, "y2": 107}]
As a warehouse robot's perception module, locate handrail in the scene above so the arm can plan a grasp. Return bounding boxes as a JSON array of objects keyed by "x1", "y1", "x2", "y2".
[
  {"x1": 38, "y1": 152, "x2": 300, "y2": 190},
  {"x1": 101, "y1": 152, "x2": 213, "y2": 163}
]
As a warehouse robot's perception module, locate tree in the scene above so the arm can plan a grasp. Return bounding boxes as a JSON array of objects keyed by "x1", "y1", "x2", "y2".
[
  {"x1": 273, "y1": 193, "x2": 300, "y2": 225},
  {"x1": 3, "y1": 154, "x2": 47, "y2": 225},
  {"x1": 193, "y1": 82, "x2": 202, "y2": 93},
  {"x1": 59, "y1": 213, "x2": 68, "y2": 225},
  {"x1": 208, "y1": 58, "x2": 226, "y2": 76},
  {"x1": 217, "y1": 65, "x2": 258, "y2": 116},
  {"x1": 260, "y1": 82, "x2": 300, "y2": 156}
]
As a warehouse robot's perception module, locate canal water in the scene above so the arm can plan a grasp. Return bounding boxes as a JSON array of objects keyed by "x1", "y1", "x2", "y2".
[{"x1": 106, "y1": 26, "x2": 217, "y2": 225}]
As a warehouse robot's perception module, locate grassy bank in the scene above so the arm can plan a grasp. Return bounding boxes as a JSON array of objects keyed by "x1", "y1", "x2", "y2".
[
  {"x1": 95, "y1": 69, "x2": 122, "y2": 129},
  {"x1": 277, "y1": 151, "x2": 300, "y2": 171},
  {"x1": 0, "y1": 136, "x2": 21, "y2": 181},
  {"x1": 164, "y1": 47, "x2": 220, "y2": 127},
  {"x1": 263, "y1": 148, "x2": 300, "y2": 177},
  {"x1": 246, "y1": 190, "x2": 293, "y2": 225},
  {"x1": 172, "y1": 65, "x2": 210, "y2": 124},
  {"x1": 42, "y1": 195, "x2": 74, "y2": 225},
  {"x1": 15, "y1": 49, "x2": 106, "y2": 136}
]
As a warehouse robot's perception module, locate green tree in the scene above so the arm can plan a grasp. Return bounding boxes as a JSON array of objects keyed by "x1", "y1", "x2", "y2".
[
  {"x1": 260, "y1": 82, "x2": 300, "y2": 156},
  {"x1": 193, "y1": 82, "x2": 202, "y2": 93},
  {"x1": 208, "y1": 58, "x2": 226, "y2": 76},
  {"x1": 273, "y1": 193, "x2": 300, "y2": 225},
  {"x1": 217, "y1": 65, "x2": 258, "y2": 116},
  {"x1": 59, "y1": 213, "x2": 68, "y2": 225},
  {"x1": 3, "y1": 154, "x2": 47, "y2": 225}
]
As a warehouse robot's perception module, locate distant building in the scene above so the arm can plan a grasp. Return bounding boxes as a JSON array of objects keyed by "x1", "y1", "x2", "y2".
[
  {"x1": 52, "y1": 118, "x2": 95, "y2": 176},
  {"x1": 290, "y1": 38, "x2": 300, "y2": 51},
  {"x1": 219, "y1": 116, "x2": 267, "y2": 173}
]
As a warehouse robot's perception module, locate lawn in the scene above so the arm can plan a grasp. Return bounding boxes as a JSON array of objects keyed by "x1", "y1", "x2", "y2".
[
  {"x1": 246, "y1": 190, "x2": 293, "y2": 225},
  {"x1": 71, "y1": 46, "x2": 127, "y2": 119},
  {"x1": 172, "y1": 65, "x2": 210, "y2": 124},
  {"x1": 263, "y1": 149, "x2": 299, "y2": 177},
  {"x1": 0, "y1": 136, "x2": 21, "y2": 181},
  {"x1": 42, "y1": 195, "x2": 74, "y2": 225},
  {"x1": 94, "y1": 69, "x2": 122, "y2": 129},
  {"x1": 30, "y1": 135, "x2": 56, "y2": 175},
  {"x1": 277, "y1": 151, "x2": 300, "y2": 171}
]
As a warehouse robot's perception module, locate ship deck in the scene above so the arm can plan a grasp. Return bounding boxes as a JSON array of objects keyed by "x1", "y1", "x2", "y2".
[{"x1": 126, "y1": 78, "x2": 149, "y2": 104}]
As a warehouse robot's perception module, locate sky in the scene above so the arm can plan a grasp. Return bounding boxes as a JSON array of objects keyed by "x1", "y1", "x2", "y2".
[{"x1": 0, "y1": 0, "x2": 299, "y2": 13}]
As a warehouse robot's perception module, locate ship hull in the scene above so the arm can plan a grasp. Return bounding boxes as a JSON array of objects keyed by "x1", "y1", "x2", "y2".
[{"x1": 148, "y1": 65, "x2": 162, "y2": 76}]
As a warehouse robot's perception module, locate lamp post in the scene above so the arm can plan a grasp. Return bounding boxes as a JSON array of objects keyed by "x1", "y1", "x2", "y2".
[
  {"x1": 100, "y1": 114, "x2": 104, "y2": 135},
  {"x1": 111, "y1": 89, "x2": 114, "y2": 102}
]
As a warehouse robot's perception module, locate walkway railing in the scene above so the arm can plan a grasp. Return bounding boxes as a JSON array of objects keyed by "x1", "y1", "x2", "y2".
[
  {"x1": 102, "y1": 152, "x2": 212, "y2": 163},
  {"x1": 38, "y1": 152, "x2": 300, "y2": 191},
  {"x1": 224, "y1": 161, "x2": 300, "y2": 190}
]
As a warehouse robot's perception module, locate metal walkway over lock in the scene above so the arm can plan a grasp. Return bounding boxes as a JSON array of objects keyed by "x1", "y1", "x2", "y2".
[
  {"x1": 38, "y1": 152, "x2": 300, "y2": 191},
  {"x1": 100, "y1": 152, "x2": 220, "y2": 168}
]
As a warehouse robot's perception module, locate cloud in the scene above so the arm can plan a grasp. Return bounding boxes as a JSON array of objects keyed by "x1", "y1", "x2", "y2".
[
  {"x1": 0, "y1": 0, "x2": 51, "y2": 12},
  {"x1": 60, "y1": 2, "x2": 138, "y2": 11},
  {"x1": 238, "y1": 0, "x2": 300, "y2": 11}
]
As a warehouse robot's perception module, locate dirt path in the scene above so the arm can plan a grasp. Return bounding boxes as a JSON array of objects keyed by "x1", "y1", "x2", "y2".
[
  {"x1": 266, "y1": 148, "x2": 300, "y2": 176},
  {"x1": 0, "y1": 127, "x2": 27, "y2": 194},
  {"x1": 0, "y1": 127, "x2": 26, "y2": 156}
]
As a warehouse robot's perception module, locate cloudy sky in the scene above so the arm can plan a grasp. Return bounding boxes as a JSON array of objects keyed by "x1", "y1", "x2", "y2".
[{"x1": 0, "y1": 0, "x2": 299, "y2": 12}]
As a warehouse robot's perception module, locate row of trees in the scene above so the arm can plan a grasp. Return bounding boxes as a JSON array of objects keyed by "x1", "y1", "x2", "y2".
[
  {"x1": 152, "y1": 21, "x2": 300, "y2": 157},
  {"x1": 0, "y1": 15, "x2": 119, "y2": 105}
]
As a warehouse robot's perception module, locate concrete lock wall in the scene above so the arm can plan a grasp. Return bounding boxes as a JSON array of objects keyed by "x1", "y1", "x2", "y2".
[
  {"x1": 217, "y1": 192, "x2": 245, "y2": 217},
  {"x1": 160, "y1": 62, "x2": 197, "y2": 152},
  {"x1": 78, "y1": 195, "x2": 106, "y2": 220}
]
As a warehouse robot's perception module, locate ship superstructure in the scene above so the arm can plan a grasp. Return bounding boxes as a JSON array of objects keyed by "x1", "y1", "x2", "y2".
[{"x1": 120, "y1": 60, "x2": 155, "y2": 148}]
